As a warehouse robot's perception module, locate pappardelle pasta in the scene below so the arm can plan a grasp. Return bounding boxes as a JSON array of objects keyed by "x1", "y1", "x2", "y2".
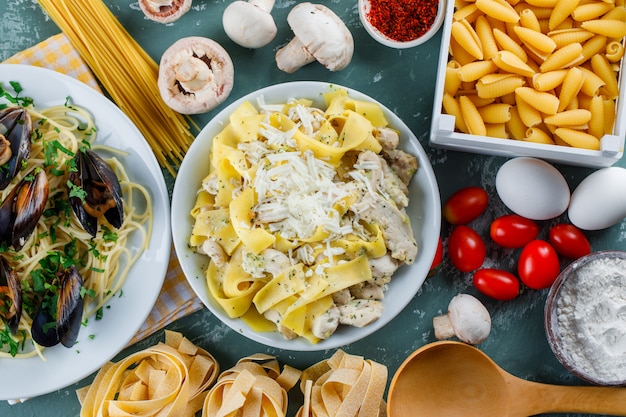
[
  {"x1": 0, "y1": 83, "x2": 152, "y2": 359},
  {"x1": 444, "y1": 0, "x2": 626, "y2": 149},
  {"x1": 190, "y1": 89, "x2": 419, "y2": 344}
]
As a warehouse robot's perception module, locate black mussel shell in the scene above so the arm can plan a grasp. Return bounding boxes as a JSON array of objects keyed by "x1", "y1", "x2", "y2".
[
  {"x1": 31, "y1": 266, "x2": 84, "y2": 348},
  {"x1": 0, "y1": 107, "x2": 32, "y2": 190},
  {"x1": 68, "y1": 149, "x2": 124, "y2": 237},
  {"x1": 31, "y1": 303, "x2": 59, "y2": 347},
  {"x1": 0, "y1": 169, "x2": 49, "y2": 251},
  {"x1": 0, "y1": 255, "x2": 22, "y2": 334},
  {"x1": 56, "y1": 266, "x2": 84, "y2": 348}
]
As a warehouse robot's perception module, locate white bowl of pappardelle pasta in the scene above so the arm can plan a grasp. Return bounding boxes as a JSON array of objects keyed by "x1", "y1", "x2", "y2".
[
  {"x1": 0, "y1": 65, "x2": 170, "y2": 400},
  {"x1": 172, "y1": 81, "x2": 441, "y2": 351},
  {"x1": 430, "y1": 0, "x2": 626, "y2": 168}
]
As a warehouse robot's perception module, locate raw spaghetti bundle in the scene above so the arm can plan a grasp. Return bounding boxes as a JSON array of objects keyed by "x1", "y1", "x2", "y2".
[{"x1": 36, "y1": 0, "x2": 196, "y2": 176}]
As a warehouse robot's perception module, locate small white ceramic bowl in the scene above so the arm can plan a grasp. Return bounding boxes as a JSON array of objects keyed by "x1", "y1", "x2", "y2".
[
  {"x1": 545, "y1": 251, "x2": 626, "y2": 386},
  {"x1": 358, "y1": 0, "x2": 445, "y2": 48},
  {"x1": 171, "y1": 81, "x2": 441, "y2": 351}
]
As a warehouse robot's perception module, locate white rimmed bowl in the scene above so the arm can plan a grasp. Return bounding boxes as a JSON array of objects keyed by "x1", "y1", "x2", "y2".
[
  {"x1": 171, "y1": 81, "x2": 441, "y2": 351},
  {"x1": 358, "y1": 0, "x2": 445, "y2": 48},
  {"x1": 545, "y1": 251, "x2": 626, "y2": 386}
]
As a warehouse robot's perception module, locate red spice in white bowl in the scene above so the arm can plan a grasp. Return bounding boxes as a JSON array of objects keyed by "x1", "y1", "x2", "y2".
[{"x1": 359, "y1": 0, "x2": 445, "y2": 48}]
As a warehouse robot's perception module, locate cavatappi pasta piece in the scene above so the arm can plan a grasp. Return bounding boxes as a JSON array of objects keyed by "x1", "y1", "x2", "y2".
[
  {"x1": 458, "y1": 60, "x2": 498, "y2": 81},
  {"x1": 544, "y1": 109, "x2": 591, "y2": 126},
  {"x1": 549, "y1": 0, "x2": 580, "y2": 30},
  {"x1": 572, "y1": 2, "x2": 614, "y2": 21},
  {"x1": 516, "y1": 93, "x2": 544, "y2": 127},
  {"x1": 506, "y1": 107, "x2": 528, "y2": 139},
  {"x1": 588, "y1": 95, "x2": 605, "y2": 139},
  {"x1": 525, "y1": 127, "x2": 555, "y2": 144},
  {"x1": 591, "y1": 54, "x2": 619, "y2": 99},
  {"x1": 443, "y1": 92, "x2": 469, "y2": 133},
  {"x1": 557, "y1": 67, "x2": 584, "y2": 112},
  {"x1": 525, "y1": 0, "x2": 558, "y2": 7},
  {"x1": 580, "y1": 19, "x2": 626, "y2": 38},
  {"x1": 519, "y1": 8, "x2": 542, "y2": 31},
  {"x1": 476, "y1": 0, "x2": 520, "y2": 22},
  {"x1": 548, "y1": 28, "x2": 594, "y2": 48},
  {"x1": 555, "y1": 127, "x2": 601, "y2": 149},
  {"x1": 580, "y1": 35, "x2": 609, "y2": 63},
  {"x1": 476, "y1": 74, "x2": 526, "y2": 98},
  {"x1": 579, "y1": 66, "x2": 607, "y2": 96},
  {"x1": 445, "y1": 61, "x2": 463, "y2": 95},
  {"x1": 605, "y1": 41, "x2": 625, "y2": 62},
  {"x1": 478, "y1": 103, "x2": 513, "y2": 123},
  {"x1": 459, "y1": 95, "x2": 487, "y2": 135},
  {"x1": 532, "y1": 69, "x2": 568, "y2": 91},
  {"x1": 515, "y1": 87, "x2": 560, "y2": 114},
  {"x1": 451, "y1": 19, "x2": 484, "y2": 59},
  {"x1": 476, "y1": 16, "x2": 500, "y2": 59},
  {"x1": 493, "y1": 50, "x2": 536, "y2": 76},
  {"x1": 493, "y1": 28, "x2": 529, "y2": 61},
  {"x1": 486, "y1": 123, "x2": 509, "y2": 138},
  {"x1": 514, "y1": 25, "x2": 557, "y2": 53},
  {"x1": 540, "y1": 42, "x2": 583, "y2": 72}
]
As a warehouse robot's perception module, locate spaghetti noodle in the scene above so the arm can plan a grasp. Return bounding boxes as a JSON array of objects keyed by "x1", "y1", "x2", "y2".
[
  {"x1": 36, "y1": 0, "x2": 197, "y2": 176},
  {"x1": 0, "y1": 95, "x2": 152, "y2": 359}
]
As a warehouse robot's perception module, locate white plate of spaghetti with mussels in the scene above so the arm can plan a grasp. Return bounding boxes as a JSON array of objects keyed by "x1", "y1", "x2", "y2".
[
  {"x1": 172, "y1": 81, "x2": 441, "y2": 351},
  {"x1": 0, "y1": 64, "x2": 170, "y2": 400}
]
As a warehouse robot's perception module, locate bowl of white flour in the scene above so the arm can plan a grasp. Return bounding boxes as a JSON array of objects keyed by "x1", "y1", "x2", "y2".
[{"x1": 545, "y1": 251, "x2": 626, "y2": 386}]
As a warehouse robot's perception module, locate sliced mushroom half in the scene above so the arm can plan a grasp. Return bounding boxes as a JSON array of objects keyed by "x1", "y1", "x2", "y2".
[
  {"x1": 138, "y1": 0, "x2": 192, "y2": 24},
  {"x1": 158, "y1": 36, "x2": 235, "y2": 114}
]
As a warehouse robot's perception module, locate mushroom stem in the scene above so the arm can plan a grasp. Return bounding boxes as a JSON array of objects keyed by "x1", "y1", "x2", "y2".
[
  {"x1": 248, "y1": 0, "x2": 274, "y2": 13},
  {"x1": 276, "y1": 37, "x2": 317, "y2": 74},
  {"x1": 176, "y1": 57, "x2": 213, "y2": 92},
  {"x1": 433, "y1": 314, "x2": 455, "y2": 340}
]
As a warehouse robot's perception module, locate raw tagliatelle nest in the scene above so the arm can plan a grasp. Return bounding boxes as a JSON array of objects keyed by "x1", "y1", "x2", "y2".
[
  {"x1": 76, "y1": 330, "x2": 220, "y2": 417},
  {"x1": 76, "y1": 331, "x2": 388, "y2": 417},
  {"x1": 296, "y1": 350, "x2": 388, "y2": 417}
]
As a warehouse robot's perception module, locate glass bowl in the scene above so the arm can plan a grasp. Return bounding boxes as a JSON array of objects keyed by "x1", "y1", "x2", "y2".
[{"x1": 545, "y1": 251, "x2": 626, "y2": 386}]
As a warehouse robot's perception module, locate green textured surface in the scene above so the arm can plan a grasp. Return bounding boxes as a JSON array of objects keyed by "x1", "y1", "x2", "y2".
[{"x1": 1, "y1": 1, "x2": 624, "y2": 416}]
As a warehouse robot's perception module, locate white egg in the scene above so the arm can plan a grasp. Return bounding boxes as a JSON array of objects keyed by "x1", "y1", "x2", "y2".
[
  {"x1": 568, "y1": 167, "x2": 626, "y2": 230},
  {"x1": 496, "y1": 157, "x2": 570, "y2": 220}
]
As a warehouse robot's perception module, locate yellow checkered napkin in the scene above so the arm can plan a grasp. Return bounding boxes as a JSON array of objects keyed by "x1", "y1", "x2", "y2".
[{"x1": 3, "y1": 34, "x2": 204, "y2": 346}]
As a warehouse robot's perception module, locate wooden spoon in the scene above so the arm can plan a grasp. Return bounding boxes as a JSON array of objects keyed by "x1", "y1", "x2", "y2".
[{"x1": 387, "y1": 341, "x2": 626, "y2": 417}]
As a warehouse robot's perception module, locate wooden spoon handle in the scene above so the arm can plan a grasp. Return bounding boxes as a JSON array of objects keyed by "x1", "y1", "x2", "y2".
[{"x1": 512, "y1": 379, "x2": 626, "y2": 416}]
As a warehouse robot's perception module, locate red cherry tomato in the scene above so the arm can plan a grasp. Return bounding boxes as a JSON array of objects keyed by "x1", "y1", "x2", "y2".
[
  {"x1": 443, "y1": 186, "x2": 489, "y2": 225},
  {"x1": 518, "y1": 240, "x2": 561, "y2": 290},
  {"x1": 448, "y1": 225, "x2": 486, "y2": 272},
  {"x1": 549, "y1": 224, "x2": 591, "y2": 259},
  {"x1": 490, "y1": 214, "x2": 540, "y2": 248},
  {"x1": 473, "y1": 269, "x2": 520, "y2": 301},
  {"x1": 428, "y1": 236, "x2": 444, "y2": 277}
]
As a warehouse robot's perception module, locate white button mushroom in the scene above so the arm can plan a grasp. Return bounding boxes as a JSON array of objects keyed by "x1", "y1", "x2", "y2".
[
  {"x1": 222, "y1": 0, "x2": 277, "y2": 49},
  {"x1": 158, "y1": 37, "x2": 234, "y2": 114},
  {"x1": 275, "y1": 2, "x2": 354, "y2": 73},
  {"x1": 138, "y1": 0, "x2": 192, "y2": 24},
  {"x1": 433, "y1": 294, "x2": 491, "y2": 345}
]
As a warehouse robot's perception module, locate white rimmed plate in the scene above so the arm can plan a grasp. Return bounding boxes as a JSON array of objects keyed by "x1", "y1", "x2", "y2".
[
  {"x1": 0, "y1": 64, "x2": 170, "y2": 400},
  {"x1": 172, "y1": 81, "x2": 441, "y2": 351}
]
